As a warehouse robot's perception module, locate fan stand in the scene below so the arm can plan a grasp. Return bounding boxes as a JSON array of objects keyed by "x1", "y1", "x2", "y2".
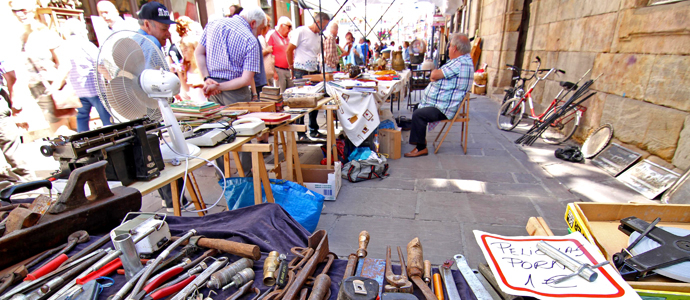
[{"x1": 157, "y1": 98, "x2": 201, "y2": 162}]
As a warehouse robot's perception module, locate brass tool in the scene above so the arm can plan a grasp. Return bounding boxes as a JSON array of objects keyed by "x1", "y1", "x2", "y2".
[
  {"x1": 406, "y1": 238, "x2": 437, "y2": 300},
  {"x1": 207, "y1": 258, "x2": 254, "y2": 289},
  {"x1": 384, "y1": 246, "x2": 412, "y2": 293},
  {"x1": 354, "y1": 231, "x2": 370, "y2": 276},
  {"x1": 263, "y1": 251, "x2": 280, "y2": 286}
]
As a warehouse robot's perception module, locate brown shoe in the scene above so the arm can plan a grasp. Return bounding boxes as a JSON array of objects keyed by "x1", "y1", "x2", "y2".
[{"x1": 404, "y1": 148, "x2": 428, "y2": 157}]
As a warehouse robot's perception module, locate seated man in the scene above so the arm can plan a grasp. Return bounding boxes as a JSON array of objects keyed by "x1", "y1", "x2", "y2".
[{"x1": 405, "y1": 33, "x2": 474, "y2": 157}]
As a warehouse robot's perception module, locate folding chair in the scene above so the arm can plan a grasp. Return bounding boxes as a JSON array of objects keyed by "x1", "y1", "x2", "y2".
[{"x1": 432, "y1": 94, "x2": 470, "y2": 154}]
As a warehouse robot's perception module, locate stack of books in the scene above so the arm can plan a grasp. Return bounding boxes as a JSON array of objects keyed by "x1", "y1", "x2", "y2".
[
  {"x1": 171, "y1": 101, "x2": 224, "y2": 122},
  {"x1": 260, "y1": 87, "x2": 283, "y2": 111}
]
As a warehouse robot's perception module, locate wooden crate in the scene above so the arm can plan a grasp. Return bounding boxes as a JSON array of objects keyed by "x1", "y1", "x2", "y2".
[{"x1": 225, "y1": 102, "x2": 276, "y2": 113}]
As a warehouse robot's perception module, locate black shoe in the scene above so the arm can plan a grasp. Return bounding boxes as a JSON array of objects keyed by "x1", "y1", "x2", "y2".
[
  {"x1": 297, "y1": 134, "x2": 308, "y2": 143},
  {"x1": 310, "y1": 131, "x2": 326, "y2": 139}
]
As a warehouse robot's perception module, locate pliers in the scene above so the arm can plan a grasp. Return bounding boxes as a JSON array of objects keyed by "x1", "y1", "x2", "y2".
[{"x1": 131, "y1": 266, "x2": 195, "y2": 300}]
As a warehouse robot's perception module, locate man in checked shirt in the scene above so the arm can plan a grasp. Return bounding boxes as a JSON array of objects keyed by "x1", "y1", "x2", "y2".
[
  {"x1": 195, "y1": 6, "x2": 266, "y2": 176},
  {"x1": 405, "y1": 33, "x2": 474, "y2": 158}
]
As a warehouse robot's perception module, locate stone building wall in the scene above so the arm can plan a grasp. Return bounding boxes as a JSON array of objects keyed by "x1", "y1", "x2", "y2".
[{"x1": 476, "y1": 0, "x2": 690, "y2": 171}]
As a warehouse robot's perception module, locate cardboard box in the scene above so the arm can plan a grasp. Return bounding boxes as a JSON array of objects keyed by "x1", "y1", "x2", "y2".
[
  {"x1": 566, "y1": 202, "x2": 690, "y2": 294},
  {"x1": 301, "y1": 162, "x2": 341, "y2": 201},
  {"x1": 378, "y1": 129, "x2": 401, "y2": 160}
]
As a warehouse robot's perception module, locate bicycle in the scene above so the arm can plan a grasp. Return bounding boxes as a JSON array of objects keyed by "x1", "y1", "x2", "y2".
[
  {"x1": 497, "y1": 67, "x2": 590, "y2": 145},
  {"x1": 501, "y1": 56, "x2": 544, "y2": 105}
]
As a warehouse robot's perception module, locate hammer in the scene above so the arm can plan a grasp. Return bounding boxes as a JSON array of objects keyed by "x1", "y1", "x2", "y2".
[{"x1": 406, "y1": 238, "x2": 438, "y2": 300}]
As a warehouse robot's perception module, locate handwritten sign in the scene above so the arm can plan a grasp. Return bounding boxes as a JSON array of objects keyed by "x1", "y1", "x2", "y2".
[{"x1": 473, "y1": 231, "x2": 639, "y2": 300}]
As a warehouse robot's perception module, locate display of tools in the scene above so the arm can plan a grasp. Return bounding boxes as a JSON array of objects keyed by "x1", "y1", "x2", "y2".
[
  {"x1": 336, "y1": 277, "x2": 378, "y2": 300},
  {"x1": 406, "y1": 238, "x2": 437, "y2": 300},
  {"x1": 170, "y1": 257, "x2": 228, "y2": 300},
  {"x1": 536, "y1": 241, "x2": 608, "y2": 284},
  {"x1": 129, "y1": 229, "x2": 197, "y2": 299},
  {"x1": 453, "y1": 254, "x2": 492, "y2": 300},
  {"x1": 207, "y1": 258, "x2": 254, "y2": 289},
  {"x1": 111, "y1": 265, "x2": 148, "y2": 300},
  {"x1": 354, "y1": 231, "x2": 370, "y2": 276},
  {"x1": 28, "y1": 231, "x2": 90, "y2": 280},
  {"x1": 225, "y1": 279, "x2": 255, "y2": 300},
  {"x1": 384, "y1": 246, "x2": 412, "y2": 293},
  {"x1": 439, "y1": 261, "x2": 459, "y2": 300},
  {"x1": 22, "y1": 250, "x2": 108, "y2": 300},
  {"x1": 221, "y1": 268, "x2": 255, "y2": 291},
  {"x1": 263, "y1": 252, "x2": 280, "y2": 286},
  {"x1": 431, "y1": 274, "x2": 443, "y2": 300},
  {"x1": 171, "y1": 236, "x2": 261, "y2": 260},
  {"x1": 283, "y1": 230, "x2": 331, "y2": 300},
  {"x1": 146, "y1": 275, "x2": 196, "y2": 300},
  {"x1": 113, "y1": 233, "x2": 143, "y2": 280}
]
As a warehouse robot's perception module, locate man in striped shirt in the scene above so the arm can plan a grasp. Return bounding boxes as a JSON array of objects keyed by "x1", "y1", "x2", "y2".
[{"x1": 405, "y1": 33, "x2": 474, "y2": 157}]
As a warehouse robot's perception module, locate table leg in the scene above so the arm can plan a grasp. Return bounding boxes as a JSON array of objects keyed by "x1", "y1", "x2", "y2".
[
  {"x1": 285, "y1": 132, "x2": 294, "y2": 181},
  {"x1": 291, "y1": 134, "x2": 304, "y2": 185},
  {"x1": 223, "y1": 153, "x2": 231, "y2": 178},
  {"x1": 327, "y1": 110, "x2": 333, "y2": 167},
  {"x1": 273, "y1": 132, "x2": 282, "y2": 179},
  {"x1": 232, "y1": 151, "x2": 244, "y2": 177},
  {"x1": 251, "y1": 151, "x2": 262, "y2": 205},
  {"x1": 258, "y1": 154, "x2": 274, "y2": 203},
  {"x1": 170, "y1": 180, "x2": 182, "y2": 216},
  {"x1": 185, "y1": 174, "x2": 206, "y2": 216},
  {"x1": 189, "y1": 173, "x2": 207, "y2": 210}
]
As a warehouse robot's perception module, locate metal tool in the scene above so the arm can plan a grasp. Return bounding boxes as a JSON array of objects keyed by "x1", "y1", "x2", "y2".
[
  {"x1": 221, "y1": 268, "x2": 255, "y2": 291},
  {"x1": 0, "y1": 250, "x2": 104, "y2": 300},
  {"x1": 110, "y1": 265, "x2": 148, "y2": 300},
  {"x1": 384, "y1": 246, "x2": 412, "y2": 293},
  {"x1": 207, "y1": 258, "x2": 254, "y2": 289},
  {"x1": 438, "y1": 261, "x2": 459, "y2": 300},
  {"x1": 263, "y1": 252, "x2": 280, "y2": 286},
  {"x1": 536, "y1": 241, "x2": 609, "y2": 284},
  {"x1": 113, "y1": 233, "x2": 143, "y2": 280},
  {"x1": 275, "y1": 256, "x2": 288, "y2": 288},
  {"x1": 170, "y1": 257, "x2": 228, "y2": 300},
  {"x1": 336, "y1": 277, "x2": 378, "y2": 300},
  {"x1": 129, "y1": 229, "x2": 197, "y2": 299},
  {"x1": 307, "y1": 274, "x2": 331, "y2": 300},
  {"x1": 453, "y1": 254, "x2": 494, "y2": 300},
  {"x1": 354, "y1": 231, "x2": 370, "y2": 276},
  {"x1": 224, "y1": 280, "x2": 255, "y2": 300},
  {"x1": 406, "y1": 238, "x2": 436, "y2": 300},
  {"x1": 29, "y1": 231, "x2": 90, "y2": 279}
]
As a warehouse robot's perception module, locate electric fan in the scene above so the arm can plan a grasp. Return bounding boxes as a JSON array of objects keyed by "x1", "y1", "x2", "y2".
[
  {"x1": 409, "y1": 39, "x2": 427, "y2": 65},
  {"x1": 95, "y1": 31, "x2": 200, "y2": 161}
]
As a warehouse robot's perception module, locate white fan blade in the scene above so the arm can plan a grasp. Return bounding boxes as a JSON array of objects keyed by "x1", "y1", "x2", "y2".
[
  {"x1": 112, "y1": 37, "x2": 146, "y2": 75},
  {"x1": 108, "y1": 75, "x2": 149, "y2": 120}
]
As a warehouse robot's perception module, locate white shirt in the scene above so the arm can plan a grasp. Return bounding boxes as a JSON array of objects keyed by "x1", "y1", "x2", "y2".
[{"x1": 289, "y1": 26, "x2": 321, "y2": 72}]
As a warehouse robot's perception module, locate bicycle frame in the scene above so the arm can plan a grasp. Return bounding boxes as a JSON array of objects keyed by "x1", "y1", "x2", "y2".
[{"x1": 505, "y1": 68, "x2": 558, "y2": 121}]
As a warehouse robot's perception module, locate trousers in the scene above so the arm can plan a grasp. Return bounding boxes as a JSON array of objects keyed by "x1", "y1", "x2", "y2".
[
  {"x1": 293, "y1": 69, "x2": 320, "y2": 136},
  {"x1": 77, "y1": 95, "x2": 112, "y2": 132},
  {"x1": 410, "y1": 107, "x2": 447, "y2": 151}
]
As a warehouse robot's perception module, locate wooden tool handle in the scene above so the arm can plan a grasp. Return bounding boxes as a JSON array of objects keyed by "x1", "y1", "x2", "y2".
[
  {"x1": 356, "y1": 231, "x2": 370, "y2": 257},
  {"x1": 423, "y1": 260, "x2": 432, "y2": 283},
  {"x1": 433, "y1": 273, "x2": 444, "y2": 300},
  {"x1": 406, "y1": 237, "x2": 424, "y2": 277},
  {"x1": 172, "y1": 237, "x2": 261, "y2": 260},
  {"x1": 412, "y1": 276, "x2": 438, "y2": 300}
]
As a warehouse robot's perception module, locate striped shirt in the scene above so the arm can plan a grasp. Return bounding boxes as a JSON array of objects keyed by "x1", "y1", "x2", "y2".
[
  {"x1": 419, "y1": 54, "x2": 474, "y2": 119},
  {"x1": 200, "y1": 16, "x2": 261, "y2": 80},
  {"x1": 62, "y1": 36, "x2": 99, "y2": 98}
]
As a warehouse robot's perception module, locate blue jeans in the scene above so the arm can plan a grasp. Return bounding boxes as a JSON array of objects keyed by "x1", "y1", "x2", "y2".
[{"x1": 77, "y1": 96, "x2": 112, "y2": 132}]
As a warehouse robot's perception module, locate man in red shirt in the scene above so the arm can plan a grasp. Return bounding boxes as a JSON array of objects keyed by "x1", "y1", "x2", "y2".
[{"x1": 268, "y1": 16, "x2": 293, "y2": 93}]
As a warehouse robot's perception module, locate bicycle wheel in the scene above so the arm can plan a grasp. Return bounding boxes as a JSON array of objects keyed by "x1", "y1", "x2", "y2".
[
  {"x1": 502, "y1": 87, "x2": 515, "y2": 105},
  {"x1": 540, "y1": 106, "x2": 579, "y2": 144},
  {"x1": 497, "y1": 98, "x2": 524, "y2": 131}
]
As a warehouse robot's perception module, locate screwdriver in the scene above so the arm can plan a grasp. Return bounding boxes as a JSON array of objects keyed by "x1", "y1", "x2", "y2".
[{"x1": 221, "y1": 268, "x2": 255, "y2": 290}]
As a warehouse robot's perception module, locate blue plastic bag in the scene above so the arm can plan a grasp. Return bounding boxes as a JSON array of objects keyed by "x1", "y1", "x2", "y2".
[
  {"x1": 348, "y1": 147, "x2": 372, "y2": 162},
  {"x1": 219, "y1": 178, "x2": 324, "y2": 232}
]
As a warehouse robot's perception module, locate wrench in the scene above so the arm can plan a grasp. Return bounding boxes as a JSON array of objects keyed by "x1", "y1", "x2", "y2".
[
  {"x1": 453, "y1": 255, "x2": 492, "y2": 300},
  {"x1": 438, "y1": 261, "x2": 460, "y2": 300}
]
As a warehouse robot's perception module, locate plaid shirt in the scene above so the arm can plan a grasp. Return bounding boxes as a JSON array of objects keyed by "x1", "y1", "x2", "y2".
[
  {"x1": 200, "y1": 16, "x2": 261, "y2": 80},
  {"x1": 419, "y1": 54, "x2": 474, "y2": 119},
  {"x1": 323, "y1": 33, "x2": 338, "y2": 68}
]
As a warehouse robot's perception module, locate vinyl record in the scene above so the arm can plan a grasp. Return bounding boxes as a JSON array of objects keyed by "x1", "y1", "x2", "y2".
[{"x1": 629, "y1": 226, "x2": 690, "y2": 283}]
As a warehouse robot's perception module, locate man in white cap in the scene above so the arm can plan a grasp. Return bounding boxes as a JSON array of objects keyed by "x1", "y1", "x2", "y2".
[{"x1": 267, "y1": 16, "x2": 293, "y2": 93}]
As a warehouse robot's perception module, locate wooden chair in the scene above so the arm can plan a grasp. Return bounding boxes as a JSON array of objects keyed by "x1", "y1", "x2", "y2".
[{"x1": 432, "y1": 94, "x2": 470, "y2": 154}]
